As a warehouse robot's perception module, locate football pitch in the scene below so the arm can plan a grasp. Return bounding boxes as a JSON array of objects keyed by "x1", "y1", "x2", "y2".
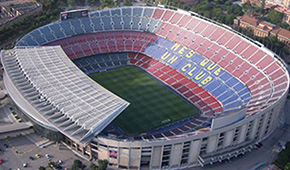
[{"x1": 89, "y1": 66, "x2": 199, "y2": 135}]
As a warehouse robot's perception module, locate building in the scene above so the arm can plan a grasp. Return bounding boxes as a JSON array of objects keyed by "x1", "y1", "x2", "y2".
[
  {"x1": 234, "y1": 15, "x2": 290, "y2": 48},
  {"x1": 271, "y1": 27, "x2": 290, "y2": 46},
  {"x1": 266, "y1": 0, "x2": 290, "y2": 8},
  {"x1": 0, "y1": 0, "x2": 42, "y2": 26},
  {"x1": 1, "y1": 6, "x2": 289, "y2": 170}
]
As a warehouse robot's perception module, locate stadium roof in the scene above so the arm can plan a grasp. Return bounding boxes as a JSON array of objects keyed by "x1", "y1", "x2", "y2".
[{"x1": 2, "y1": 46, "x2": 129, "y2": 144}]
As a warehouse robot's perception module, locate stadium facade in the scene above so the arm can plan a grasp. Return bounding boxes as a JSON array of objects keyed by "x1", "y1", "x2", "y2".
[{"x1": 1, "y1": 5, "x2": 289, "y2": 170}]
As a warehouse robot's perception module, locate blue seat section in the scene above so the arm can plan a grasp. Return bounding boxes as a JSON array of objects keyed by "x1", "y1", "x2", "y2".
[
  {"x1": 143, "y1": 43, "x2": 158, "y2": 55},
  {"x1": 141, "y1": 37, "x2": 252, "y2": 113},
  {"x1": 59, "y1": 21, "x2": 74, "y2": 36},
  {"x1": 20, "y1": 35, "x2": 38, "y2": 46},
  {"x1": 140, "y1": 18, "x2": 150, "y2": 31},
  {"x1": 225, "y1": 77, "x2": 239, "y2": 88},
  {"x1": 89, "y1": 11, "x2": 100, "y2": 17},
  {"x1": 102, "y1": 17, "x2": 113, "y2": 30},
  {"x1": 219, "y1": 71, "x2": 232, "y2": 82},
  {"x1": 99, "y1": 63, "x2": 107, "y2": 68},
  {"x1": 155, "y1": 37, "x2": 168, "y2": 46},
  {"x1": 100, "y1": 10, "x2": 110, "y2": 17},
  {"x1": 111, "y1": 8, "x2": 121, "y2": 16},
  {"x1": 150, "y1": 47, "x2": 168, "y2": 59},
  {"x1": 90, "y1": 18, "x2": 103, "y2": 32},
  {"x1": 133, "y1": 7, "x2": 143, "y2": 17},
  {"x1": 113, "y1": 61, "x2": 119, "y2": 65},
  {"x1": 70, "y1": 20, "x2": 85, "y2": 34},
  {"x1": 119, "y1": 53, "x2": 128, "y2": 60},
  {"x1": 160, "y1": 39, "x2": 175, "y2": 49},
  {"x1": 143, "y1": 8, "x2": 154, "y2": 18},
  {"x1": 17, "y1": 8, "x2": 163, "y2": 46},
  {"x1": 132, "y1": 17, "x2": 141, "y2": 30},
  {"x1": 30, "y1": 30, "x2": 47, "y2": 45},
  {"x1": 223, "y1": 95, "x2": 239, "y2": 105},
  {"x1": 107, "y1": 62, "x2": 114, "y2": 67},
  {"x1": 17, "y1": 41, "x2": 26, "y2": 46},
  {"x1": 39, "y1": 26, "x2": 56, "y2": 42},
  {"x1": 122, "y1": 8, "x2": 132, "y2": 16},
  {"x1": 103, "y1": 55, "x2": 111, "y2": 62},
  {"x1": 148, "y1": 19, "x2": 160, "y2": 33},
  {"x1": 80, "y1": 18, "x2": 93, "y2": 33},
  {"x1": 204, "y1": 78, "x2": 222, "y2": 92},
  {"x1": 232, "y1": 81, "x2": 246, "y2": 92},
  {"x1": 95, "y1": 57, "x2": 104, "y2": 63},
  {"x1": 48, "y1": 23, "x2": 66, "y2": 39},
  {"x1": 212, "y1": 85, "x2": 229, "y2": 98},
  {"x1": 123, "y1": 17, "x2": 132, "y2": 30},
  {"x1": 111, "y1": 55, "x2": 118, "y2": 61},
  {"x1": 73, "y1": 53, "x2": 129, "y2": 74},
  {"x1": 240, "y1": 89, "x2": 251, "y2": 103},
  {"x1": 112, "y1": 17, "x2": 122, "y2": 30}
]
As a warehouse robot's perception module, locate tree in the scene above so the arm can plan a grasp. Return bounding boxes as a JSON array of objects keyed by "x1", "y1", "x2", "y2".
[
  {"x1": 72, "y1": 159, "x2": 86, "y2": 170},
  {"x1": 48, "y1": 161, "x2": 56, "y2": 168},
  {"x1": 88, "y1": 0, "x2": 99, "y2": 5},
  {"x1": 39, "y1": 166, "x2": 46, "y2": 170},
  {"x1": 90, "y1": 163, "x2": 98, "y2": 170},
  {"x1": 38, "y1": 0, "x2": 58, "y2": 10},
  {"x1": 267, "y1": 10, "x2": 283, "y2": 25},
  {"x1": 123, "y1": 0, "x2": 132, "y2": 6},
  {"x1": 274, "y1": 140, "x2": 290, "y2": 168},
  {"x1": 285, "y1": 162, "x2": 290, "y2": 170},
  {"x1": 225, "y1": 14, "x2": 235, "y2": 25},
  {"x1": 67, "y1": 0, "x2": 74, "y2": 5},
  {"x1": 100, "y1": 0, "x2": 117, "y2": 8},
  {"x1": 98, "y1": 159, "x2": 109, "y2": 170},
  {"x1": 227, "y1": 4, "x2": 243, "y2": 16},
  {"x1": 72, "y1": 159, "x2": 82, "y2": 170},
  {"x1": 225, "y1": 1, "x2": 232, "y2": 5}
]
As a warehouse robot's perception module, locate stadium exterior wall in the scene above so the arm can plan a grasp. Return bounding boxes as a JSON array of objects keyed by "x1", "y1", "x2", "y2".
[{"x1": 3, "y1": 71, "x2": 63, "y2": 141}]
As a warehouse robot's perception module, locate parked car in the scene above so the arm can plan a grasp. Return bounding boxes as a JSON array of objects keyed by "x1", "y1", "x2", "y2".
[
  {"x1": 3, "y1": 144, "x2": 8, "y2": 148},
  {"x1": 0, "y1": 158, "x2": 3, "y2": 164},
  {"x1": 35, "y1": 154, "x2": 40, "y2": 158},
  {"x1": 29, "y1": 156, "x2": 34, "y2": 160}
]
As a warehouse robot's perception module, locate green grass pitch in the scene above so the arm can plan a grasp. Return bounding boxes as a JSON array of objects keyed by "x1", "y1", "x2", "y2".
[{"x1": 88, "y1": 66, "x2": 199, "y2": 135}]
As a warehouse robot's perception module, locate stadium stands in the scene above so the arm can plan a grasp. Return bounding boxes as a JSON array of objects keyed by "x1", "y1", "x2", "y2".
[{"x1": 16, "y1": 6, "x2": 289, "y2": 141}]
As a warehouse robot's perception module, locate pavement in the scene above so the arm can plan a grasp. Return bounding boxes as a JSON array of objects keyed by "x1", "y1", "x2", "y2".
[{"x1": 0, "y1": 134, "x2": 91, "y2": 170}]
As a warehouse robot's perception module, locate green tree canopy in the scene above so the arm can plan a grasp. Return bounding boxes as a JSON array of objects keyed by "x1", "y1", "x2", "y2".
[
  {"x1": 72, "y1": 159, "x2": 86, "y2": 170},
  {"x1": 38, "y1": 166, "x2": 46, "y2": 170},
  {"x1": 38, "y1": 0, "x2": 58, "y2": 10},
  {"x1": 67, "y1": 0, "x2": 75, "y2": 5},
  {"x1": 98, "y1": 159, "x2": 109, "y2": 170},
  {"x1": 267, "y1": 10, "x2": 283, "y2": 25},
  {"x1": 90, "y1": 163, "x2": 98, "y2": 170},
  {"x1": 275, "y1": 142, "x2": 290, "y2": 168}
]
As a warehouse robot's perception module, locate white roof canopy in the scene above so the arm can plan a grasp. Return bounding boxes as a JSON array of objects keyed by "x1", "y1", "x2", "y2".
[{"x1": 7, "y1": 46, "x2": 129, "y2": 143}]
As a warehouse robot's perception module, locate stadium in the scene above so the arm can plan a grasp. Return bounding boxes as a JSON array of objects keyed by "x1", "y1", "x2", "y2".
[{"x1": 1, "y1": 5, "x2": 289, "y2": 170}]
